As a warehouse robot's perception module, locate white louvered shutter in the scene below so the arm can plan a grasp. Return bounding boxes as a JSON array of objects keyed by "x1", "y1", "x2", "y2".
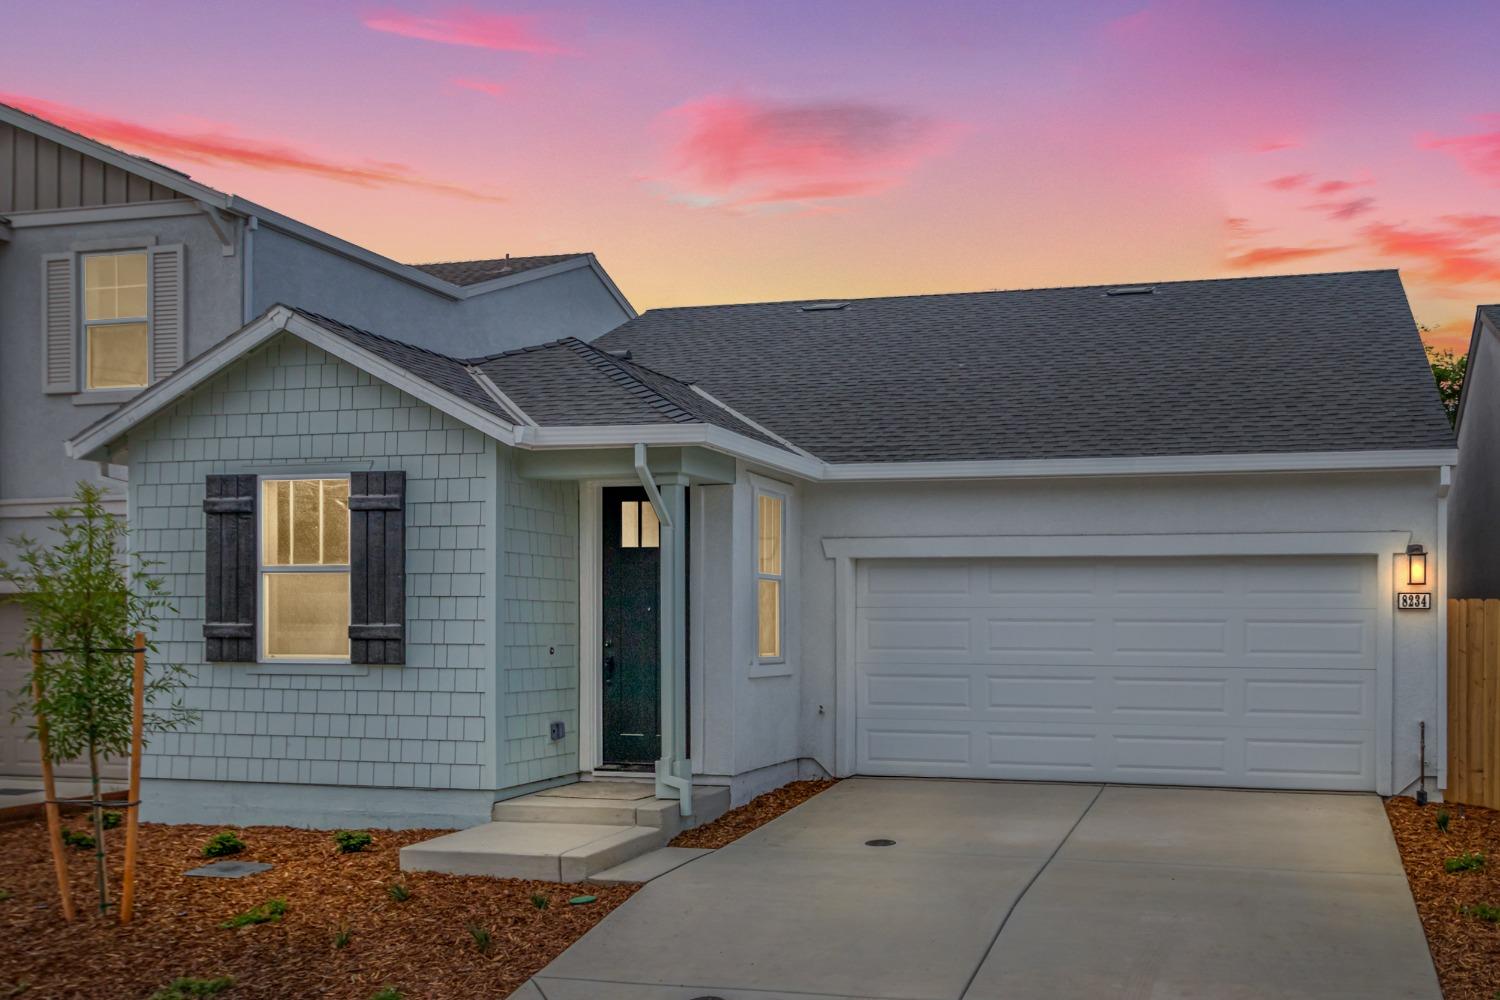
[
  {"x1": 40, "y1": 253, "x2": 76, "y2": 394},
  {"x1": 149, "y1": 244, "x2": 185, "y2": 381}
]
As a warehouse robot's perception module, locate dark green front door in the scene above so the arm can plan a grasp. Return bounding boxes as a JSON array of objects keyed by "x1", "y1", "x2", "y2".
[{"x1": 602, "y1": 486, "x2": 660, "y2": 766}]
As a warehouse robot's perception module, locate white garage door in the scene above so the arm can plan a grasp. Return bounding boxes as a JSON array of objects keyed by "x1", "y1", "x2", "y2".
[{"x1": 855, "y1": 555, "x2": 1379, "y2": 790}]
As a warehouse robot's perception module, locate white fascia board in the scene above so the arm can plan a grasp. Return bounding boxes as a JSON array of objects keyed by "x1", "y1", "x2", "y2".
[
  {"x1": 517, "y1": 424, "x2": 824, "y2": 480},
  {"x1": 821, "y1": 448, "x2": 1459, "y2": 482},
  {"x1": 0, "y1": 104, "x2": 231, "y2": 208},
  {"x1": 66, "y1": 308, "x2": 519, "y2": 461},
  {"x1": 465, "y1": 366, "x2": 538, "y2": 427},
  {"x1": 4, "y1": 200, "x2": 204, "y2": 228}
]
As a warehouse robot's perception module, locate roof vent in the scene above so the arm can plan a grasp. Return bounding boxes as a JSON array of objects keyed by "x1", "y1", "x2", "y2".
[
  {"x1": 801, "y1": 301, "x2": 850, "y2": 312},
  {"x1": 605, "y1": 349, "x2": 632, "y2": 360},
  {"x1": 1105, "y1": 285, "x2": 1156, "y2": 296}
]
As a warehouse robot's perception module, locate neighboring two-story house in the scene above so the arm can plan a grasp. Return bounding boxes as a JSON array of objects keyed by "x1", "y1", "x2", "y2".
[{"x1": 0, "y1": 101, "x2": 635, "y2": 776}]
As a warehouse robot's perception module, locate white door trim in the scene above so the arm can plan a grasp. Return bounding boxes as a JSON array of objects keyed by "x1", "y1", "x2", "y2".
[{"x1": 823, "y1": 531, "x2": 1411, "y2": 795}]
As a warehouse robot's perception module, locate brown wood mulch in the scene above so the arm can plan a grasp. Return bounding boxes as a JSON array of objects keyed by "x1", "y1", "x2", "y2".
[
  {"x1": 1387, "y1": 795, "x2": 1500, "y2": 999},
  {"x1": 669, "y1": 779, "x2": 838, "y2": 850},
  {"x1": 0, "y1": 817, "x2": 635, "y2": 1000}
]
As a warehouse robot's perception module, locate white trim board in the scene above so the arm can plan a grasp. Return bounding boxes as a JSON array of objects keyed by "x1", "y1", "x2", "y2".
[{"x1": 822, "y1": 531, "x2": 1411, "y2": 796}]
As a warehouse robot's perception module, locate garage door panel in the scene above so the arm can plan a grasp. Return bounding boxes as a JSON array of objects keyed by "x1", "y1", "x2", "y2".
[{"x1": 855, "y1": 555, "x2": 1379, "y2": 791}]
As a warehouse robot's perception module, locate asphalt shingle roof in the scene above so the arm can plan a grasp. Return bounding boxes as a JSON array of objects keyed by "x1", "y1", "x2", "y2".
[
  {"x1": 592, "y1": 270, "x2": 1455, "y2": 464},
  {"x1": 410, "y1": 254, "x2": 588, "y2": 286}
]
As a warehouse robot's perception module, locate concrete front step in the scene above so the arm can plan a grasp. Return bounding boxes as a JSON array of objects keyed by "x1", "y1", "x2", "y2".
[
  {"x1": 401, "y1": 781, "x2": 732, "y2": 881},
  {"x1": 400, "y1": 822, "x2": 665, "y2": 882}
]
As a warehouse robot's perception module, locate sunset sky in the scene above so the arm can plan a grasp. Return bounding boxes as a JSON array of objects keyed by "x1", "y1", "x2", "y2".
[{"x1": 6, "y1": 0, "x2": 1500, "y2": 350}]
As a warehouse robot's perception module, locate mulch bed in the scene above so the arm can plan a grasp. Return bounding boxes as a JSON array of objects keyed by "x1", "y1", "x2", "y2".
[
  {"x1": 1387, "y1": 795, "x2": 1500, "y2": 999},
  {"x1": 0, "y1": 816, "x2": 635, "y2": 999},
  {"x1": 669, "y1": 779, "x2": 837, "y2": 850}
]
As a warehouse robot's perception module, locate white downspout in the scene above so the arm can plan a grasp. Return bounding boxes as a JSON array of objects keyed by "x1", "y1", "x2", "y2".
[
  {"x1": 1437, "y1": 464, "x2": 1452, "y2": 791},
  {"x1": 634, "y1": 443, "x2": 693, "y2": 816}
]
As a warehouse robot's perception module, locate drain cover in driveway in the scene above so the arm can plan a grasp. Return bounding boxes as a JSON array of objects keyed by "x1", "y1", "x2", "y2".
[
  {"x1": 184, "y1": 860, "x2": 273, "y2": 878},
  {"x1": 865, "y1": 838, "x2": 897, "y2": 847}
]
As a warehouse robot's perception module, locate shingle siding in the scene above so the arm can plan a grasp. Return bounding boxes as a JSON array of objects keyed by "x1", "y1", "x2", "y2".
[
  {"x1": 501, "y1": 463, "x2": 580, "y2": 787},
  {"x1": 128, "y1": 334, "x2": 496, "y2": 792}
]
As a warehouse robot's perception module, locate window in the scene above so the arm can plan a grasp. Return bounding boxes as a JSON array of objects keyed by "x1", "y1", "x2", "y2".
[
  {"x1": 261, "y1": 477, "x2": 351, "y2": 660},
  {"x1": 757, "y1": 491, "x2": 784, "y2": 659},
  {"x1": 83, "y1": 251, "x2": 149, "y2": 389},
  {"x1": 620, "y1": 499, "x2": 660, "y2": 549}
]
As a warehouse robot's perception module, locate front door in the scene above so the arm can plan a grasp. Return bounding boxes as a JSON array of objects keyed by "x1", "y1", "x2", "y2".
[{"x1": 601, "y1": 487, "x2": 661, "y2": 766}]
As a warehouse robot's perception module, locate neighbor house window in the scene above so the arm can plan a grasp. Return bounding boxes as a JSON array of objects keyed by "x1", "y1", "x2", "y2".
[
  {"x1": 261, "y1": 477, "x2": 351, "y2": 660},
  {"x1": 757, "y1": 490, "x2": 784, "y2": 660},
  {"x1": 620, "y1": 499, "x2": 660, "y2": 549},
  {"x1": 82, "y1": 251, "x2": 149, "y2": 389}
]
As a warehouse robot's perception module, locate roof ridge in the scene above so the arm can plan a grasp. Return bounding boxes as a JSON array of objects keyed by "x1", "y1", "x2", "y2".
[
  {"x1": 463, "y1": 336, "x2": 584, "y2": 365},
  {"x1": 564, "y1": 340, "x2": 698, "y2": 424},
  {"x1": 411, "y1": 252, "x2": 585, "y2": 267},
  {"x1": 637, "y1": 269, "x2": 1402, "y2": 314}
]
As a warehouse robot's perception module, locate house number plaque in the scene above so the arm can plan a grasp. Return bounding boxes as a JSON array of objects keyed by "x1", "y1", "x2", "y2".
[{"x1": 1396, "y1": 592, "x2": 1432, "y2": 611}]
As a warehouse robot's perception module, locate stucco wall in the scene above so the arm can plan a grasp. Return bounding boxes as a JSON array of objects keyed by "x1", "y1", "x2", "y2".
[
  {"x1": 250, "y1": 227, "x2": 631, "y2": 358},
  {"x1": 0, "y1": 212, "x2": 241, "y2": 508},
  {"x1": 1449, "y1": 320, "x2": 1499, "y2": 598},
  {"x1": 797, "y1": 470, "x2": 1446, "y2": 794},
  {"x1": 128, "y1": 334, "x2": 500, "y2": 824}
]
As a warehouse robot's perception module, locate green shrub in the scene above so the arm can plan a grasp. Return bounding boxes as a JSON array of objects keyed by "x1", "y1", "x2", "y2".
[
  {"x1": 1463, "y1": 903, "x2": 1500, "y2": 922},
  {"x1": 101, "y1": 811, "x2": 123, "y2": 830},
  {"x1": 1436, "y1": 809, "x2": 1451, "y2": 832},
  {"x1": 220, "y1": 899, "x2": 287, "y2": 929},
  {"x1": 333, "y1": 925, "x2": 353, "y2": 949},
  {"x1": 1446, "y1": 852, "x2": 1486, "y2": 873},
  {"x1": 530, "y1": 892, "x2": 549, "y2": 910},
  {"x1": 386, "y1": 883, "x2": 411, "y2": 903},
  {"x1": 60, "y1": 829, "x2": 94, "y2": 851},
  {"x1": 334, "y1": 830, "x2": 373, "y2": 854},
  {"x1": 467, "y1": 923, "x2": 492, "y2": 953},
  {"x1": 370, "y1": 989, "x2": 402, "y2": 1000},
  {"x1": 202, "y1": 831, "x2": 245, "y2": 859},
  {"x1": 147, "y1": 977, "x2": 234, "y2": 1000}
]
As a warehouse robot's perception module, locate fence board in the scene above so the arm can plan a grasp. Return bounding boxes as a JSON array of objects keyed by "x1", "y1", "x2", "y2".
[{"x1": 1445, "y1": 598, "x2": 1500, "y2": 807}]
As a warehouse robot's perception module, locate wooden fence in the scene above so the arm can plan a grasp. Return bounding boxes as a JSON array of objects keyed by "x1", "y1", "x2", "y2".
[{"x1": 1447, "y1": 598, "x2": 1500, "y2": 807}]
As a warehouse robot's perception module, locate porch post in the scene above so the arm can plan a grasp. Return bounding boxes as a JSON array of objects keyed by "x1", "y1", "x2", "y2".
[{"x1": 655, "y1": 476, "x2": 692, "y2": 810}]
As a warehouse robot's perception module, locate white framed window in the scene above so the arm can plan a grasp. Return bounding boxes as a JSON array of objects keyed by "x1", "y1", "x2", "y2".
[
  {"x1": 260, "y1": 476, "x2": 351, "y2": 661},
  {"x1": 82, "y1": 250, "x2": 149, "y2": 390},
  {"x1": 756, "y1": 487, "x2": 785, "y2": 661}
]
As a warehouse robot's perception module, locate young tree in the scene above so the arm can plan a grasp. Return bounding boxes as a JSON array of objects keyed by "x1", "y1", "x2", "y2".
[
  {"x1": 0, "y1": 482, "x2": 194, "y2": 914},
  {"x1": 1425, "y1": 343, "x2": 1467, "y2": 429}
]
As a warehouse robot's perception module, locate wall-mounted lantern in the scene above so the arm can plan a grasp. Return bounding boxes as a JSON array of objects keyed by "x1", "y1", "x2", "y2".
[{"x1": 1406, "y1": 543, "x2": 1427, "y2": 587}]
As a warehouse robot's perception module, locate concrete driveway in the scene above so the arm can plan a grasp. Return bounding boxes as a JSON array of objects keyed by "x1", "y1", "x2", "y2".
[{"x1": 517, "y1": 779, "x2": 1440, "y2": 1000}]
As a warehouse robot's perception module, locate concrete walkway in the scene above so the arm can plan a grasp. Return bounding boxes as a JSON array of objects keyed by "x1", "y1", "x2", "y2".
[{"x1": 518, "y1": 778, "x2": 1441, "y2": 1000}]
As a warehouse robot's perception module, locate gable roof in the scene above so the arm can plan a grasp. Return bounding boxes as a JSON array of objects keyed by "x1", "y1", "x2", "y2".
[
  {"x1": 594, "y1": 270, "x2": 1455, "y2": 465},
  {"x1": 0, "y1": 101, "x2": 632, "y2": 312},
  {"x1": 1453, "y1": 305, "x2": 1500, "y2": 435},
  {"x1": 413, "y1": 254, "x2": 589, "y2": 286}
]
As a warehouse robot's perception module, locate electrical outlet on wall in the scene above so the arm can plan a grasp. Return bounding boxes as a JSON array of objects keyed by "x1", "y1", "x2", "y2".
[{"x1": 549, "y1": 721, "x2": 565, "y2": 742}]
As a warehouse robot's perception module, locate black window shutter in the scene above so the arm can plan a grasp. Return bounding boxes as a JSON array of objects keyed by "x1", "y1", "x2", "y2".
[
  {"x1": 349, "y1": 471, "x2": 406, "y2": 665},
  {"x1": 202, "y1": 474, "x2": 257, "y2": 661}
]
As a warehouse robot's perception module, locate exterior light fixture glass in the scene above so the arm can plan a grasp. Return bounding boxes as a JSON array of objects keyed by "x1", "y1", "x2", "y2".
[{"x1": 1406, "y1": 543, "x2": 1427, "y2": 587}]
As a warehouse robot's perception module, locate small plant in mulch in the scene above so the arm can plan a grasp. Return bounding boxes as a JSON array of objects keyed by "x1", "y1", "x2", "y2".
[
  {"x1": 466, "y1": 923, "x2": 492, "y2": 954},
  {"x1": 0, "y1": 889, "x2": 11, "y2": 902},
  {"x1": 220, "y1": 898, "x2": 288, "y2": 929},
  {"x1": 101, "y1": 810, "x2": 123, "y2": 830},
  {"x1": 530, "y1": 892, "x2": 549, "y2": 910},
  {"x1": 147, "y1": 976, "x2": 234, "y2": 1000},
  {"x1": 333, "y1": 924, "x2": 353, "y2": 950},
  {"x1": 1445, "y1": 851, "x2": 1486, "y2": 873},
  {"x1": 201, "y1": 831, "x2": 245, "y2": 858},
  {"x1": 1436, "y1": 809, "x2": 1451, "y2": 832},
  {"x1": 2, "y1": 982, "x2": 29, "y2": 997},
  {"x1": 386, "y1": 883, "x2": 411, "y2": 903},
  {"x1": 370, "y1": 988, "x2": 403, "y2": 1000},
  {"x1": 1462, "y1": 902, "x2": 1500, "y2": 922},
  {"x1": 60, "y1": 829, "x2": 94, "y2": 851},
  {"x1": 334, "y1": 830, "x2": 373, "y2": 854}
]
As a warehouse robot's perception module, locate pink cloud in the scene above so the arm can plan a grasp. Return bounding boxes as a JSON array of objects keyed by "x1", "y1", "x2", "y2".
[
  {"x1": 362, "y1": 7, "x2": 569, "y2": 54},
  {"x1": 452, "y1": 77, "x2": 508, "y2": 99},
  {"x1": 1226, "y1": 244, "x2": 1350, "y2": 268},
  {"x1": 0, "y1": 92, "x2": 504, "y2": 202},
  {"x1": 1441, "y1": 213, "x2": 1500, "y2": 236},
  {"x1": 1313, "y1": 178, "x2": 1369, "y2": 194},
  {"x1": 656, "y1": 95, "x2": 954, "y2": 208},
  {"x1": 1421, "y1": 119, "x2": 1500, "y2": 183},
  {"x1": 1311, "y1": 196, "x2": 1376, "y2": 221},
  {"x1": 1254, "y1": 137, "x2": 1301, "y2": 153},
  {"x1": 1224, "y1": 216, "x2": 1269, "y2": 239},
  {"x1": 1361, "y1": 221, "x2": 1500, "y2": 284},
  {"x1": 1265, "y1": 173, "x2": 1311, "y2": 191}
]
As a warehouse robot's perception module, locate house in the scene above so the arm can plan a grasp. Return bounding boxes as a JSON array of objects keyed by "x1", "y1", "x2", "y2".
[
  {"x1": 0, "y1": 102, "x2": 635, "y2": 777},
  {"x1": 63, "y1": 269, "x2": 1454, "y2": 829},
  {"x1": 1446, "y1": 305, "x2": 1500, "y2": 598}
]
